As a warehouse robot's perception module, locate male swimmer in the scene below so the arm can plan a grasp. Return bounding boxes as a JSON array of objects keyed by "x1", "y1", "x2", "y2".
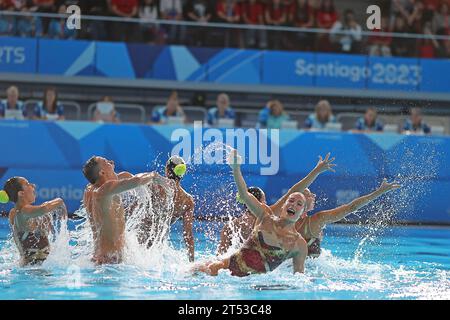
[
  {"x1": 136, "y1": 156, "x2": 195, "y2": 262},
  {"x1": 217, "y1": 153, "x2": 336, "y2": 255},
  {"x1": 0, "y1": 177, "x2": 67, "y2": 266},
  {"x1": 194, "y1": 149, "x2": 335, "y2": 276},
  {"x1": 82, "y1": 156, "x2": 167, "y2": 265}
]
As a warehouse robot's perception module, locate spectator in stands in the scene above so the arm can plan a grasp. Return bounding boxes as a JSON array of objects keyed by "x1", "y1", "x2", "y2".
[
  {"x1": 354, "y1": 107, "x2": 384, "y2": 132},
  {"x1": 139, "y1": 0, "x2": 163, "y2": 44},
  {"x1": 160, "y1": 0, "x2": 185, "y2": 44},
  {"x1": 265, "y1": 0, "x2": 287, "y2": 49},
  {"x1": 258, "y1": 100, "x2": 290, "y2": 129},
  {"x1": 48, "y1": 3, "x2": 77, "y2": 39},
  {"x1": 151, "y1": 91, "x2": 186, "y2": 124},
  {"x1": 432, "y1": 1, "x2": 449, "y2": 34},
  {"x1": 80, "y1": 0, "x2": 108, "y2": 40},
  {"x1": 242, "y1": 0, "x2": 267, "y2": 49},
  {"x1": 304, "y1": 100, "x2": 337, "y2": 130},
  {"x1": 108, "y1": 0, "x2": 139, "y2": 42},
  {"x1": 32, "y1": 0, "x2": 57, "y2": 36},
  {"x1": 0, "y1": 0, "x2": 15, "y2": 35},
  {"x1": 403, "y1": 107, "x2": 431, "y2": 135},
  {"x1": 390, "y1": 14, "x2": 415, "y2": 57},
  {"x1": 0, "y1": 86, "x2": 26, "y2": 120},
  {"x1": 93, "y1": 96, "x2": 120, "y2": 123},
  {"x1": 289, "y1": 0, "x2": 315, "y2": 51},
  {"x1": 8, "y1": 0, "x2": 34, "y2": 37},
  {"x1": 418, "y1": 21, "x2": 440, "y2": 58},
  {"x1": 207, "y1": 93, "x2": 236, "y2": 126},
  {"x1": 316, "y1": 0, "x2": 338, "y2": 52},
  {"x1": 185, "y1": 0, "x2": 213, "y2": 46},
  {"x1": 216, "y1": 0, "x2": 241, "y2": 47},
  {"x1": 33, "y1": 87, "x2": 64, "y2": 121},
  {"x1": 330, "y1": 9, "x2": 362, "y2": 54},
  {"x1": 368, "y1": 16, "x2": 393, "y2": 56}
]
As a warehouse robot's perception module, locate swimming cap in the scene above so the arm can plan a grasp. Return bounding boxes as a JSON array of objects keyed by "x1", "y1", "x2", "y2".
[
  {"x1": 166, "y1": 156, "x2": 187, "y2": 179},
  {"x1": 0, "y1": 190, "x2": 9, "y2": 204},
  {"x1": 236, "y1": 186, "x2": 264, "y2": 204}
]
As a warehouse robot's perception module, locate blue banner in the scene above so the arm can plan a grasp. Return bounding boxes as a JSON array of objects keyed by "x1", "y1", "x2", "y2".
[
  {"x1": 0, "y1": 37, "x2": 37, "y2": 73},
  {"x1": 0, "y1": 120, "x2": 449, "y2": 224}
]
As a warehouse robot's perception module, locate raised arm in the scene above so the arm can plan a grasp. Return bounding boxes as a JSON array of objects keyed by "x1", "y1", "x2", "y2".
[
  {"x1": 182, "y1": 195, "x2": 195, "y2": 262},
  {"x1": 229, "y1": 149, "x2": 267, "y2": 220},
  {"x1": 313, "y1": 179, "x2": 401, "y2": 228},
  {"x1": 271, "y1": 153, "x2": 336, "y2": 213},
  {"x1": 99, "y1": 172, "x2": 158, "y2": 196},
  {"x1": 21, "y1": 198, "x2": 65, "y2": 220}
]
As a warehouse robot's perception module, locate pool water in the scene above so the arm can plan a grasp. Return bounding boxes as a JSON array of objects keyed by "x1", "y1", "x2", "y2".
[{"x1": 0, "y1": 217, "x2": 449, "y2": 300}]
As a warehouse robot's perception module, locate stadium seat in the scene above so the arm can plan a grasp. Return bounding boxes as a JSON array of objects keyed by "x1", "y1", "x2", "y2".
[
  {"x1": 88, "y1": 103, "x2": 146, "y2": 123},
  {"x1": 24, "y1": 99, "x2": 81, "y2": 120},
  {"x1": 336, "y1": 113, "x2": 364, "y2": 131}
]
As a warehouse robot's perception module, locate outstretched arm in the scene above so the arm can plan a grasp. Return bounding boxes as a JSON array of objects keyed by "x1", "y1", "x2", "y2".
[
  {"x1": 313, "y1": 179, "x2": 401, "y2": 228},
  {"x1": 271, "y1": 153, "x2": 336, "y2": 213},
  {"x1": 99, "y1": 172, "x2": 160, "y2": 196},
  {"x1": 21, "y1": 198, "x2": 65, "y2": 220},
  {"x1": 229, "y1": 149, "x2": 267, "y2": 220},
  {"x1": 182, "y1": 195, "x2": 195, "y2": 262}
]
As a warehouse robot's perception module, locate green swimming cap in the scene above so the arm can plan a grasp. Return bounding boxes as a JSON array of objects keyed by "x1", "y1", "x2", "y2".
[
  {"x1": 173, "y1": 163, "x2": 187, "y2": 177},
  {"x1": 0, "y1": 190, "x2": 9, "y2": 204}
]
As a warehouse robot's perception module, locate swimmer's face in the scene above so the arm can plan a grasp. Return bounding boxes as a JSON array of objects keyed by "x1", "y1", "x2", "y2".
[
  {"x1": 303, "y1": 188, "x2": 316, "y2": 214},
  {"x1": 97, "y1": 157, "x2": 117, "y2": 180},
  {"x1": 18, "y1": 178, "x2": 36, "y2": 204},
  {"x1": 281, "y1": 193, "x2": 306, "y2": 222}
]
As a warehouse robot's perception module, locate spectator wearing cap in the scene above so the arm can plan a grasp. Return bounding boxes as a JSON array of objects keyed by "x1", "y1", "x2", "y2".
[
  {"x1": 151, "y1": 91, "x2": 186, "y2": 124},
  {"x1": 304, "y1": 100, "x2": 337, "y2": 130},
  {"x1": 403, "y1": 107, "x2": 431, "y2": 134},
  {"x1": 33, "y1": 87, "x2": 64, "y2": 121},
  {"x1": 207, "y1": 93, "x2": 235, "y2": 126},
  {"x1": 258, "y1": 100, "x2": 290, "y2": 129},
  {"x1": 0, "y1": 86, "x2": 26, "y2": 119},
  {"x1": 354, "y1": 107, "x2": 384, "y2": 132}
]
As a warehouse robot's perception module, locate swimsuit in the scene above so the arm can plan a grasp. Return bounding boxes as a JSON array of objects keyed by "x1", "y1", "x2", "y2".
[
  {"x1": 228, "y1": 231, "x2": 291, "y2": 277},
  {"x1": 298, "y1": 216, "x2": 322, "y2": 258}
]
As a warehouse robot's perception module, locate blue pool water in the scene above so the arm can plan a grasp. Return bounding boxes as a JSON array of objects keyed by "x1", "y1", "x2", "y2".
[{"x1": 0, "y1": 217, "x2": 449, "y2": 300}]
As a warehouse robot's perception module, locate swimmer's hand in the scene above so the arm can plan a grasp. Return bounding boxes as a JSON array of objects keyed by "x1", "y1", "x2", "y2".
[
  {"x1": 378, "y1": 178, "x2": 401, "y2": 193},
  {"x1": 227, "y1": 149, "x2": 242, "y2": 169},
  {"x1": 315, "y1": 153, "x2": 337, "y2": 174}
]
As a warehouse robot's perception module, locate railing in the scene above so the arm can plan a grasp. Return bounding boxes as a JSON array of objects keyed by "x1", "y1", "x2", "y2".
[{"x1": 1, "y1": 11, "x2": 449, "y2": 58}]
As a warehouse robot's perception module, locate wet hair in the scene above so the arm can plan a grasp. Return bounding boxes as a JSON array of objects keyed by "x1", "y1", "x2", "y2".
[
  {"x1": 166, "y1": 155, "x2": 185, "y2": 181},
  {"x1": 247, "y1": 186, "x2": 264, "y2": 202},
  {"x1": 83, "y1": 156, "x2": 100, "y2": 184},
  {"x1": 3, "y1": 177, "x2": 23, "y2": 203}
]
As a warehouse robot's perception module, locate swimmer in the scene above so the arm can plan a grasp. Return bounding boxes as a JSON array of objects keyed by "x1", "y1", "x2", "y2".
[
  {"x1": 194, "y1": 149, "x2": 333, "y2": 276},
  {"x1": 82, "y1": 156, "x2": 167, "y2": 265},
  {"x1": 0, "y1": 177, "x2": 67, "y2": 266},
  {"x1": 136, "y1": 156, "x2": 195, "y2": 262},
  {"x1": 294, "y1": 180, "x2": 401, "y2": 257},
  {"x1": 217, "y1": 153, "x2": 336, "y2": 255}
]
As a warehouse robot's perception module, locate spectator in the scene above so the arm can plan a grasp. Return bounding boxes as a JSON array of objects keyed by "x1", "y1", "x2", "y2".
[
  {"x1": 354, "y1": 107, "x2": 384, "y2": 132},
  {"x1": 403, "y1": 107, "x2": 431, "y2": 134},
  {"x1": 0, "y1": 86, "x2": 26, "y2": 120},
  {"x1": 0, "y1": 0, "x2": 15, "y2": 35},
  {"x1": 185, "y1": 0, "x2": 213, "y2": 46},
  {"x1": 33, "y1": 87, "x2": 64, "y2": 121},
  {"x1": 93, "y1": 96, "x2": 120, "y2": 123},
  {"x1": 80, "y1": 0, "x2": 108, "y2": 40},
  {"x1": 330, "y1": 9, "x2": 362, "y2": 54},
  {"x1": 48, "y1": 3, "x2": 77, "y2": 39},
  {"x1": 11, "y1": 0, "x2": 35, "y2": 37},
  {"x1": 139, "y1": 0, "x2": 163, "y2": 44},
  {"x1": 265, "y1": 0, "x2": 287, "y2": 49},
  {"x1": 160, "y1": 0, "x2": 185, "y2": 44},
  {"x1": 151, "y1": 91, "x2": 186, "y2": 124},
  {"x1": 242, "y1": 0, "x2": 267, "y2": 49},
  {"x1": 390, "y1": 14, "x2": 414, "y2": 57},
  {"x1": 304, "y1": 100, "x2": 337, "y2": 130},
  {"x1": 216, "y1": 0, "x2": 241, "y2": 47},
  {"x1": 258, "y1": 100, "x2": 290, "y2": 129},
  {"x1": 432, "y1": 1, "x2": 449, "y2": 34},
  {"x1": 31, "y1": 0, "x2": 57, "y2": 36},
  {"x1": 108, "y1": 0, "x2": 139, "y2": 42},
  {"x1": 289, "y1": 0, "x2": 315, "y2": 50},
  {"x1": 207, "y1": 93, "x2": 236, "y2": 126},
  {"x1": 418, "y1": 21, "x2": 440, "y2": 58},
  {"x1": 316, "y1": 0, "x2": 338, "y2": 52},
  {"x1": 368, "y1": 16, "x2": 393, "y2": 56}
]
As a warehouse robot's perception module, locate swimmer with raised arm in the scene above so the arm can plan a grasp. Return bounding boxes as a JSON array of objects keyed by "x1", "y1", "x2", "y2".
[
  {"x1": 136, "y1": 156, "x2": 195, "y2": 262},
  {"x1": 82, "y1": 156, "x2": 168, "y2": 265},
  {"x1": 0, "y1": 177, "x2": 67, "y2": 266},
  {"x1": 217, "y1": 153, "x2": 336, "y2": 255},
  {"x1": 195, "y1": 150, "x2": 335, "y2": 277}
]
